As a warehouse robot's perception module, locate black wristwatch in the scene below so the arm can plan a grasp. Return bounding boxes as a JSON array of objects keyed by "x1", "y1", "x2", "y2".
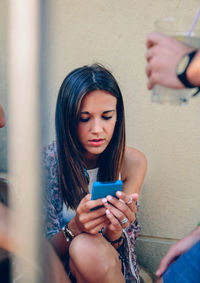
[
  {"x1": 62, "y1": 223, "x2": 76, "y2": 242},
  {"x1": 176, "y1": 50, "x2": 198, "y2": 88}
]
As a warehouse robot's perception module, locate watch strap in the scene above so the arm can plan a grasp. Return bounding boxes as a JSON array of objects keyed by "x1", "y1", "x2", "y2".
[
  {"x1": 62, "y1": 223, "x2": 76, "y2": 242},
  {"x1": 177, "y1": 50, "x2": 198, "y2": 88}
]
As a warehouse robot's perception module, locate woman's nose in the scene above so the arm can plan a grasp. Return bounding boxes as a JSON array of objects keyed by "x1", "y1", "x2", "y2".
[{"x1": 91, "y1": 119, "x2": 102, "y2": 133}]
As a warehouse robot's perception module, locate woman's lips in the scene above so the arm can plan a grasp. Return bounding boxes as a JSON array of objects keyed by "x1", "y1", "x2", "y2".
[{"x1": 88, "y1": 139, "x2": 105, "y2": 146}]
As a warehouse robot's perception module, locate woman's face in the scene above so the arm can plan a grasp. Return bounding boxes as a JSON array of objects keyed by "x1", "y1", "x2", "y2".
[{"x1": 77, "y1": 90, "x2": 117, "y2": 163}]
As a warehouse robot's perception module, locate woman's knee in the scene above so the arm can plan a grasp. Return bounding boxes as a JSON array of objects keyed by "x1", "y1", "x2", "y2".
[{"x1": 69, "y1": 233, "x2": 120, "y2": 274}]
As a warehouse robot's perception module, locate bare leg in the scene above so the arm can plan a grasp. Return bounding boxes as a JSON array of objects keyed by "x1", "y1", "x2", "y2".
[{"x1": 69, "y1": 233, "x2": 125, "y2": 283}]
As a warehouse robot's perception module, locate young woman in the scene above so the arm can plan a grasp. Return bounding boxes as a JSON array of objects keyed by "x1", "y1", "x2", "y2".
[{"x1": 44, "y1": 64, "x2": 147, "y2": 283}]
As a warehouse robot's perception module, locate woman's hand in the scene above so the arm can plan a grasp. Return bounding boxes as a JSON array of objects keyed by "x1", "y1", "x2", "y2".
[
  {"x1": 102, "y1": 191, "x2": 139, "y2": 241},
  {"x1": 70, "y1": 194, "x2": 109, "y2": 235}
]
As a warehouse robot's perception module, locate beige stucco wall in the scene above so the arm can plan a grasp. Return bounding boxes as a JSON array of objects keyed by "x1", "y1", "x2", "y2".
[{"x1": 43, "y1": 0, "x2": 200, "y2": 276}]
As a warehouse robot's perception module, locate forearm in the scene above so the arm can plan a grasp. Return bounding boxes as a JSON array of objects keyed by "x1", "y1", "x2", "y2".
[
  {"x1": 173, "y1": 226, "x2": 200, "y2": 255},
  {"x1": 187, "y1": 50, "x2": 200, "y2": 86},
  {"x1": 189, "y1": 226, "x2": 200, "y2": 244}
]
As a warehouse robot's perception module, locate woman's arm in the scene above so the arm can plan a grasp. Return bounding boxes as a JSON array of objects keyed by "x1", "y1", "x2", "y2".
[{"x1": 121, "y1": 146, "x2": 147, "y2": 195}]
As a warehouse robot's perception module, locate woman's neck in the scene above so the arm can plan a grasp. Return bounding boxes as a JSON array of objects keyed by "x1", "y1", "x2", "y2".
[
  {"x1": 84, "y1": 159, "x2": 98, "y2": 170},
  {"x1": 82, "y1": 154, "x2": 99, "y2": 170}
]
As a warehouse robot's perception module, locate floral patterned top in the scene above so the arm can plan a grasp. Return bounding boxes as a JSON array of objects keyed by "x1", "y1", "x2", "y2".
[{"x1": 43, "y1": 141, "x2": 141, "y2": 283}]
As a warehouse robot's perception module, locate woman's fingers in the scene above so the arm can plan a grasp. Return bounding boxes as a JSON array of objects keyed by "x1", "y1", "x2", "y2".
[
  {"x1": 105, "y1": 209, "x2": 122, "y2": 230},
  {"x1": 127, "y1": 193, "x2": 138, "y2": 213},
  {"x1": 75, "y1": 208, "x2": 109, "y2": 234},
  {"x1": 76, "y1": 195, "x2": 110, "y2": 234},
  {"x1": 116, "y1": 191, "x2": 138, "y2": 203},
  {"x1": 77, "y1": 205, "x2": 106, "y2": 223},
  {"x1": 78, "y1": 194, "x2": 107, "y2": 213},
  {"x1": 76, "y1": 191, "x2": 138, "y2": 234},
  {"x1": 104, "y1": 199, "x2": 134, "y2": 228},
  {"x1": 83, "y1": 215, "x2": 109, "y2": 234},
  {"x1": 103, "y1": 192, "x2": 139, "y2": 227},
  {"x1": 112, "y1": 192, "x2": 138, "y2": 214}
]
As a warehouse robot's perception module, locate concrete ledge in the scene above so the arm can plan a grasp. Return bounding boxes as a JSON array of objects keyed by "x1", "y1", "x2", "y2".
[
  {"x1": 136, "y1": 236, "x2": 176, "y2": 281},
  {"x1": 139, "y1": 265, "x2": 153, "y2": 283}
]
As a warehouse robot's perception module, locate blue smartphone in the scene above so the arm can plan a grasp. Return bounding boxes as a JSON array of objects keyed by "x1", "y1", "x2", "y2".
[
  {"x1": 91, "y1": 180, "x2": 123, "y2": 210},
  {"x1": 91, "y1": 180, "x2": 123, "y2": 200}
]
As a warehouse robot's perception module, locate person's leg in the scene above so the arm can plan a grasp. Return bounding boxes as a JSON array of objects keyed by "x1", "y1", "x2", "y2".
[
  {"x1": 69, "y1": 233, "x2": 125, "y2": 283},
  {"x1": 160, "y1": 241, "x2": 200, "y2": 283}
]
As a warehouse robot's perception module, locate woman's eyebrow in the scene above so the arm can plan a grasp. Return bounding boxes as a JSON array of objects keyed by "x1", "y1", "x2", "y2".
[
  {"x1": 80, "y1": 110, "x2": 115, "y2": 115},
  {"x1": 103, "y1": 110, "x2": 115, "y2": 114},
  {"x1": 80, "y1": 111, "x2": 90, "y2": 115}
]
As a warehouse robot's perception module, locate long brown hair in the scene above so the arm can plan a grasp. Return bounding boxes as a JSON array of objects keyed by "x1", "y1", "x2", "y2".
[{"x1": 55, "y1": 64, "x2": 125, "y2": 209}]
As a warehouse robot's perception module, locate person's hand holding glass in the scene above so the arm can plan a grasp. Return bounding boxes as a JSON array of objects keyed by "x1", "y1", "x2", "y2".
[{"x1": 146, "y1": 13, "x2": 200, "y2": 105}]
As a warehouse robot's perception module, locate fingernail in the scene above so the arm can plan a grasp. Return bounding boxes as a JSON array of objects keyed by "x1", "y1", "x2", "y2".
[
  {"x1": 117, "y1": 191, "x2": 122, "y2": 196},
  {"x1": 106, "y1": 209, "x2": 110, "y2": 215},
  {"x1": 102, "y1": 198, "x2": 107, "y2": 203},
  {"x1": 107, "y1": 195, "x2": 112, "y2": 201}
]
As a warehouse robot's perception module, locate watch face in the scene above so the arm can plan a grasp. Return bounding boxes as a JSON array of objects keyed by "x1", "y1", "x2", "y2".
[{"x1": 177, "y1": 54, "x2": 190, "y2": 75}]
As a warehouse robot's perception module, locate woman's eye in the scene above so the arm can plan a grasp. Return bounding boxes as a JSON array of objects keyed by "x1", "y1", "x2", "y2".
[
  {"x1": 79, "y1": 117, "x2": 90, "y2": 122},
  {"x1": 102, "y1": 116, "x2": 112, "y2": 120}
]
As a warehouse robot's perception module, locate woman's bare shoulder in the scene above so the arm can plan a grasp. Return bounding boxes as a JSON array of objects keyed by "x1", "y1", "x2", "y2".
[
  {"x1": 123, "y1": 146, "x2": 147, "y2": 169},
  {"x1": 121, "y1": 146, "x2": 147, "y2": 194}
]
